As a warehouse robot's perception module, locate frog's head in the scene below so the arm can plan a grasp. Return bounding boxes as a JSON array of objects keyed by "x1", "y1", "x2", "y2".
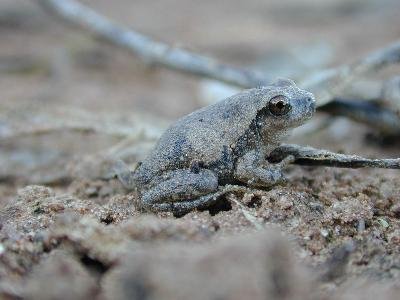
[{"x1": 258, "y1": 78, "x2": 315, "y2": 130}]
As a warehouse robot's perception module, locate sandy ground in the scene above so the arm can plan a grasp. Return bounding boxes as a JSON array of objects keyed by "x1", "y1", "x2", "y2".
[{"x1": 1, "y1": 0, "x2": 400, "y2": 299}]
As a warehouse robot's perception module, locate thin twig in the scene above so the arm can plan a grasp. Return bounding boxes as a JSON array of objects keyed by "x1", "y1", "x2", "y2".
[
  {"x1": 268, "y1": 144, "x2": 400, "y2": 169},
  {"x1": 1, "y1": 123, "x2": 133, "y2": 140},
  {"x1": 319, "y1": 98, "x2": 400, "y2": 135},
  {"x1": 302, "y1": 42, "x2": 400, "y2": 106},
  {"x1": 0, "y1": 103, "x2": 165, "y2": 140},
  {"x1": 1, "y1": 125, "x2": 109, "y2": 139}
]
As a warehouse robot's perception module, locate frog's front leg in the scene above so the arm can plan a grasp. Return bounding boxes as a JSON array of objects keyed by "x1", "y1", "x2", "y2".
[
  {"x1": 140, "y1": 168, "x2": 219, "y2": 212},
  {"x1": 234, "y1": 150, "x2": 294, "y2": 188}
]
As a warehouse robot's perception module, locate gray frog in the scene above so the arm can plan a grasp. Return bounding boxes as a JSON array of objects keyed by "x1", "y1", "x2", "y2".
[{"x1": 115, "y1": 79, "x2": 315, "y2": 214}]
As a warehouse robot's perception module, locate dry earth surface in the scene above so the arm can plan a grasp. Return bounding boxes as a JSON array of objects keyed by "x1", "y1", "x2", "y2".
[{"x1": 1, "y1": 0, "x2": 400, "y2": 299}]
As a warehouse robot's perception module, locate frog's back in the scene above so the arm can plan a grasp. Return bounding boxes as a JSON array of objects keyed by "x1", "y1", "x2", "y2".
[{"x1": 134, "y1": 89, "x2": 265, "y2": 183}]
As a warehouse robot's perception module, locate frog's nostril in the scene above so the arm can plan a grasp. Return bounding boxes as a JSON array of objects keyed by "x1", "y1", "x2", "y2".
[{"x1": 305, "y1": 97, "x2": 316, "y2": 107}]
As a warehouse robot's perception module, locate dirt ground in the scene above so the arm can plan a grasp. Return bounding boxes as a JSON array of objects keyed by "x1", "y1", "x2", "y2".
[{"x1": 1, "y1": 0, "x2": 400, "y2": 299}]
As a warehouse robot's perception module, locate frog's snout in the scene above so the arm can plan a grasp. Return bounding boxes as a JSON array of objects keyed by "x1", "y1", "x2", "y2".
[
  {"x1": 305, "y1": 94, "x2": 316, "y2": 118},
  {"x1": 305, "y1": 94, "x2": 316, "y2": 107}
]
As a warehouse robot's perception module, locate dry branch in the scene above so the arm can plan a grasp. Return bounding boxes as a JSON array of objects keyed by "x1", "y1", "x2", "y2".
[
  {"x1": 35, "y1": 0, "x2": 400, "y2": 136},
  {"x1": 36, "y1": 0, "x2": 400, "y2": 108},
  {"x1": 0, "y1": 103, "x2": 165, "y2": 141},
  {"x1": 36, "y1": 0, "x2": 270, "y2": 88},
  {"x1": 302, "y1": 41, "x2": 400, "y2": 106},
  {"x1": 319, "y1": 98, "x2": 400, "y2": 135},
  {"x1": 269, "y1": 144, "x2": 400, "y2": 169}
]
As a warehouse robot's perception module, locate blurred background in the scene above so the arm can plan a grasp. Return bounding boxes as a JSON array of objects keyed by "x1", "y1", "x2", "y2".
[{"x1": 1, "y1": 0, "x2": 400, "y2": 189}]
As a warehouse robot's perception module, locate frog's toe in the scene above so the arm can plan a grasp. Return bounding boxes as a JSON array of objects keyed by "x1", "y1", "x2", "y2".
[{"x1": 241, "y1": 167, "x2": 287, "y2": 188}]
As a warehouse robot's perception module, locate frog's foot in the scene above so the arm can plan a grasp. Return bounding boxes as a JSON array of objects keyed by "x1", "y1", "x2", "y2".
[
  {"x1": 144, "y1": 185, "x2": 250, "y2": 215},
  {"x1": 145, "y1": 192, "x2": 222, "y2": 214},
  {"x1": 234, "y1": 154, "x2": 295, "y2": 188},
  {"x1": 140, "y1": 169, "x2": 218, "y2": 212}
]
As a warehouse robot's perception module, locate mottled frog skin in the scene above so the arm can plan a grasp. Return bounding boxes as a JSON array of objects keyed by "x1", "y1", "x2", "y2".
[{"x1": 116, "y1": 79, "x2": 315, "y2": 213}]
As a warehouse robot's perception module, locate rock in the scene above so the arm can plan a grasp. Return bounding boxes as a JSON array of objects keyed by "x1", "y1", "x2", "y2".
[
  {"x1": 101, "y1": 230, "x2": 310, "y2": 300},
  {"x1": 22, "y1": 250, "x2": 98, "y2": 300},
  {"x1": 17, "y1": 185, "x2": 55, "y2": 203}
]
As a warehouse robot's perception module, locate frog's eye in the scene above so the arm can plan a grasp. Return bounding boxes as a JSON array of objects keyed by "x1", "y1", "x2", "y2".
[{"x1": 269, "y1": 95, "x2": 291, "y2": 116}]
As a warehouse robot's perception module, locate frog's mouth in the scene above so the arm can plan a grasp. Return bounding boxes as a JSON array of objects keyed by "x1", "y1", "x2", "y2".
[
  {"x1": 304, "y1": 96, "x2": 316, "y2": 120},
  {"x1": 290, "y1": 96, "x2": 316, "y2": 126},
  {"x1": 306, "y1": 102, "x2": 316, "y2": 119}
]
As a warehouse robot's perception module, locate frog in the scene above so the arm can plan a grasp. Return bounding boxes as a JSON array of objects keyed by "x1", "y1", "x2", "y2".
[{"x1": 114, "y1": 79, "x2": 315, "y2": 214}]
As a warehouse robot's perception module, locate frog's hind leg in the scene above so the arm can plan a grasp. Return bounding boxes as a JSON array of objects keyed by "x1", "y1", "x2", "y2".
[
  {"x1": 146, "y1": 192, "x2": 222, "y2": 215},
  {"x1": 144, "y1": 184, "x2": 251, "y2": 215},
  {"x1": 140, "y1": 169, "x2": 219, "y2": 212}
]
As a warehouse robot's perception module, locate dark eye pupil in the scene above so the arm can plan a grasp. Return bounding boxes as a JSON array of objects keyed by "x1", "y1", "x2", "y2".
[
  {"x1": 269, "y1": 95, "x2": 291, "y2": 116},
  {"x1": 276, "y1": 101, "x2": 284, "y2": 110}
]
